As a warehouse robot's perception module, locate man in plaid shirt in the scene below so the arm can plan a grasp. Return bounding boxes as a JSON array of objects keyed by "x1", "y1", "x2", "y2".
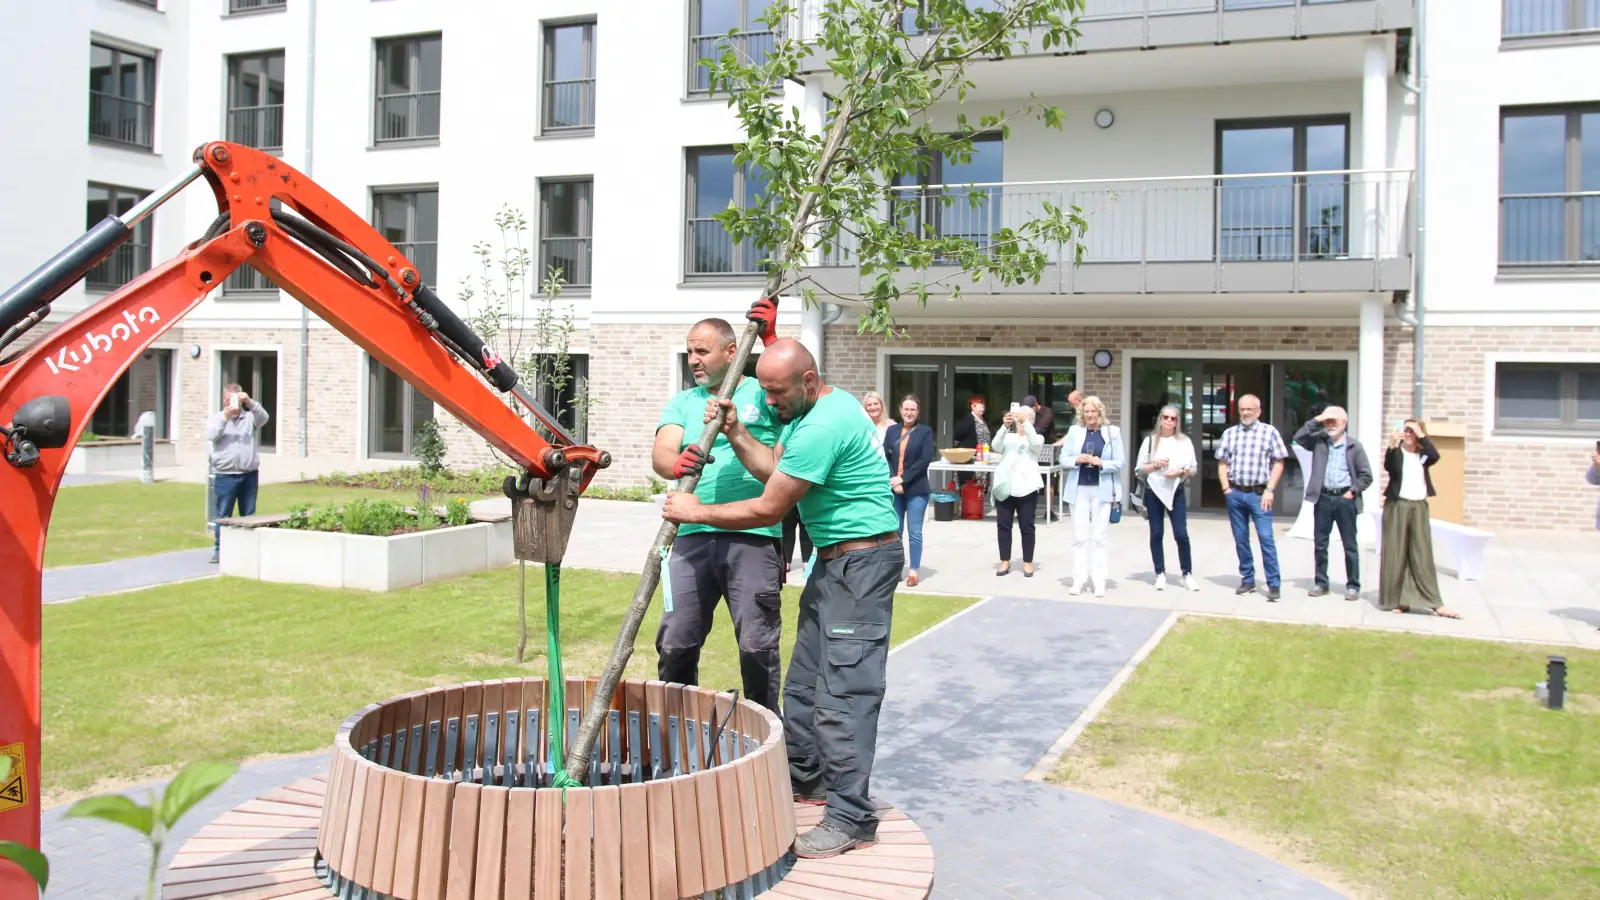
[{"x1": 1214, "y1": 393, "x2": 1288, "y2": 600}]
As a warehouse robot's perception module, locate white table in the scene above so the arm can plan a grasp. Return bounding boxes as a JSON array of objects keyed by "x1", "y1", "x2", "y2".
[{"x1": 926, "y1": 460, "x2": 1069, "y2": 524}]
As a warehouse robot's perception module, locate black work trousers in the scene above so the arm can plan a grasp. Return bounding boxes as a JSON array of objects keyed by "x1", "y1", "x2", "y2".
[
  {"x1": 785, "y1": 539, "x2": 900, "y2": 839},
  {"x1": 656, "y1": 531, "x2": 784, "y2": 713},
  {"x1": 995, "y1": 490, "x2": 1039, "y2": 563},
  {"x1": 1313, "y1": 493, "x2": 1361, "y2": 591},
  {"x1": 782, "y1": 508, "x2": 813, "y2": 570}
]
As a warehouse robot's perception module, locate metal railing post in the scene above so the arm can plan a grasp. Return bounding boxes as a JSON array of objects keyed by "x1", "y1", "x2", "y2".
[
  {"x1": 1291, "y1": 177, "x2": 1302, "y2": 291},
  {"x1": 1214, "y1": 178, "x2": 1224, "y2": 291},
  {"x1": 1140, "y1": 186, "x2": 1149, "y2": 293}
]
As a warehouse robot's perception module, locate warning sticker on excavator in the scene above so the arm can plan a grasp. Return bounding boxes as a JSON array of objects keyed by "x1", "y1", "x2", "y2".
[{"x1": 0, "y1": 743, "x2": 28, "y2": 812}]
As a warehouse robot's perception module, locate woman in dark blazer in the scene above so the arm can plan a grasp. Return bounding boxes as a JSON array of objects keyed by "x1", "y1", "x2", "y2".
[
  {"x1": 885, "y1": 394, "x2": 937, "y2": 586},
  {"x1": 1380, "y1": 419, "x2": 1459, "y2": 618}
]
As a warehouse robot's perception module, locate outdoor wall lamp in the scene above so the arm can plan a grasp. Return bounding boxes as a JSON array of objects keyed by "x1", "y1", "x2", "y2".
[{"x1": 1094, "y1": 109, "x2": 1115, "y2": 129}]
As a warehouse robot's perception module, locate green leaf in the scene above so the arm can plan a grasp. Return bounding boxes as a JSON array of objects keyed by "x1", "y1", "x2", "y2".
[
  {"x1": 159, "y1": 760, "x2": 238, "y2": 829},
  {"x1": 65, "y1": 794, "x2": 154, "y2": 837},
  {"x1": 0, "y1": 841, "x2": 47, "y2": 891}
]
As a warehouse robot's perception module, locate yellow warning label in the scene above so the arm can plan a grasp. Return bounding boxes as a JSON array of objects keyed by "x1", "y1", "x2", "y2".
[{"x1": 0, "y1": 743, "x2": 27, "y2": 812}]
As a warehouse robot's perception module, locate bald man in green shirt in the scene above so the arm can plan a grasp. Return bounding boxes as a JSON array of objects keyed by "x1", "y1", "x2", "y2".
[{"x1": 663, "y1": 333, "x2": 901, "y2": 861}]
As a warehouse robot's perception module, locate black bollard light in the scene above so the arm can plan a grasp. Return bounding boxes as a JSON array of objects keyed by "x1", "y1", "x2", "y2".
[{"x1": 1547, "y1": 656, "x2": 1567, "y2": 711}]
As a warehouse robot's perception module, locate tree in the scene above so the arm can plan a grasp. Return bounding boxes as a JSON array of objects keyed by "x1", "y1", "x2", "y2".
[{"x1": 563, "y1": 0, "x2": 1089, "y2": 781}]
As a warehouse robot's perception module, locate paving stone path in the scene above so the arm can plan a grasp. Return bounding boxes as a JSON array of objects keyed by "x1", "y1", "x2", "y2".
[
  {"x1": 38, "y1": 594, "x2": 1345, "y2": 899},
  {"x1": 42, "y1": 547, "x2": 217, "y2": 603}
]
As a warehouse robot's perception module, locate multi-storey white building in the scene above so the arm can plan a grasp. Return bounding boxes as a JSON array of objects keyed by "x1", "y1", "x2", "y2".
[{"x1": 3, "y1": 0, "x2": 1598, "y2": 532}]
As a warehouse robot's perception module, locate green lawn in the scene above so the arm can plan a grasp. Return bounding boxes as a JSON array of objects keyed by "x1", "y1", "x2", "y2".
[
  {"x1": 42, "y1": 567, "x2": 976, "y2": 805},
  {"x1": 1050, "y1": 617, "x2": 1600, "y2": 900},
  {"x1": 45, "y1": 481, "x2": 494, "y2": 568}
]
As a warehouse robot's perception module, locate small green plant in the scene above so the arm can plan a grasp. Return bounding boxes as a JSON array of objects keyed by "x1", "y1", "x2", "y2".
[
  {"x1": 340, "y1": 498, "x2": 410, "y2": 537},
  {"x1": 65, "y1": 759, "x2": 237, "y2": 900},
  {"x1": 0, "y1": 756, "x2": 48, "y2": 895},
  {"x1": 281, "y1": 502, "x2": 313, "y2": 530},
  {"x1": 411, "y1": 419, "x2": 448, "y2": 478},
  {"x1": 307, "y1": 504, "x2": 343, "y2": 532},
  {"x1": 416, "y1": 484, "x2": 440, "y2": 531},
  {"x1": 445, "y1": 498, "x2": 473, "y2": 528}
]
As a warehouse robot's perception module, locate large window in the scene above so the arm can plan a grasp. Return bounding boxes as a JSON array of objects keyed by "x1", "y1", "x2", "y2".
[
  {"x1": 542, "y1": 20, "x2": 596, "y2": 133},
  {"x1": 539, "y1": 178, "x2": 592, "y2": 290},
  {"x1": 893, "y1": 133, "x2": 1004, "y2": 256},
  {"x1": 372, "y1": 187, "x2": 439, "y2": 286},
  {"x1": 89, "y1": 42, "x2": 156, "y2": 149},
  {"x1": 85, "y1": 183, "x2": 152, "y2": 291},
  {"x1": 1499, "y1": 105, "x2": 1600, "y2": 268},
  {"x1": 1495, "y1": 362, "x2": 1600, "y2": 434},
  {"x1": 219, "y1": 350, "x2": 278, "y2": 452},
  {"x1": 1217, "y1": 116, "x2": 1350, "y2": 261},
  {"x1": 368, "y1": 356, "x2": 435, "y2": 458},
  {"x1": 374, "y1": 34, "x2": 442, "y2": 144},
  {"x1": 1503, "y1": 0, "x2": 1600, "y2": 39},
  {"x1": 688, "y1": 0, "x2": 776, "y2": 95},
  {"x1": 227, "y1": 52, "x2": 285, "y2": 152},
  {"x1": 887, "y1": 355, "x2": 1076, "y2": 450},
  {"x1": 685, "y1": 147, "x2": 769, "y2": 276}
]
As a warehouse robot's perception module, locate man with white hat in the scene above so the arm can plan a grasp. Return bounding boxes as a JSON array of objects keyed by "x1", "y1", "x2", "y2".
[{"x1": 1292, "y1": 404, "x2": 1373, "y2": 600}]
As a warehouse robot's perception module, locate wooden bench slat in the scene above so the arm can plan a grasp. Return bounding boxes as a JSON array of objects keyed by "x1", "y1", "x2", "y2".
[
  {"x1": 415, "y1": 778, "x2": 455, "y2": 900},
  {"x1": 534, "y1": 788, "x2": 563, "y2": 900},
  {"x1": 784, "y1": 868, "x2": 930, "y2": 899},
  {"x1": 318, "y1": 752, "x2": 351, "y2": 868},
  {"x1": 806, "y1": 857, "x2": 938, "y2": 887},
  {"x1": 645, "y1": 777, "x2": 677, "y2": 900},
  {"x1": 334, "y1": 762, "x2": 369, "y2": 877},
  {"x1": 353, "y1": 763, "x2": 387, "y2": 886},
  {"x1": 593, "y1": 784, "x2": 623, "y2": 900},
  {"x1": 715, "y1": 764, "x2": 751, "y2": 885},
  {"x1": 734, "y1": 758, "x2": 766, "y2": 877},
  {"x1": 749, "y1": 740, "x2": 780, "y2": 867},
  {"x1": 212, "y1": 812, "x2": 321, "y2": 830},
  {"x1": 372, "y1": 769, "x2": 407, "y2": 894},
  {"x1": 670, "y1": 773, "x2": 704, "y2": 897},
  {"x1": 565, "y1": 786, "x2": 594, "y2": 900},
  {"x1": 618, "y1": 782, "x2": 651, "y2": 900},
  {"x1": 173, "y1": 838, "x2": 319, "y2": 854},
  {"x1": 503, "y1": 786, "x2": 536, "y2": 898},
  {"x1": 161, "y1": 869, "x2": 317, "y2": 900},
  {"x1": 692, "y1": 770, "x2": 727, "y2": 892},
  {"x1": 171, "y1": 848, "x2": 317, "y2": 869},
  {"x1": 163, "y1": 857, "x2": 305, "y2": 884},
  {"x1": 444, "y1": 782, "x2": 481, "y2": 900},
  {"x1": 193, "y1": 825, "x2": 318, "y2": 841},
  {"x1": 473, "y1": 786, "x2": 509, "y2": 900},
  {"x1": 234, "y1": 800, "x2": 322, "y2": 819},
  {"x1": 390, "y1": 773, "x2": 429, "y2": 899}
]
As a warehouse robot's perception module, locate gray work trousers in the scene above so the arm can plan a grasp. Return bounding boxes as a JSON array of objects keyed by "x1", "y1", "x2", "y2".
[
  {"x1": 656, "y1": 531, "x2": 784, "y2": 713},
  {"x1": 785, "y1": 539, "x2": 900, "y2": 839}
]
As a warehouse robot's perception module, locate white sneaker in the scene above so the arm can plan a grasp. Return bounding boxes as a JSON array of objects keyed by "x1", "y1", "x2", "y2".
[
  {"x1": 1155, "y1": 573, "x2": 1167, "y2": 591},
  {"x1": 1067, "y1": 581, "x2": 1083, "y2": 596},
  {"x1": 1094, "y1": 583, "x2": 1106, "y2": 598},
  {"x1": 1183, "y1": 574, "x2": 1200, "y2": 592}
]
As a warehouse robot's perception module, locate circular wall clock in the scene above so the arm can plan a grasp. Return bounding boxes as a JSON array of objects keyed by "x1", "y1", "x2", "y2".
[{"x1": 1093, "y1": 349, "x2": 1113, "y2": 369}]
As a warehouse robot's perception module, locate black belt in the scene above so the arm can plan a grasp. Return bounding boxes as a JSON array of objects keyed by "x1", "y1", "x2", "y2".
[{"x1": 1233, "y1": 483, "x2": 1266, "y2": 494}]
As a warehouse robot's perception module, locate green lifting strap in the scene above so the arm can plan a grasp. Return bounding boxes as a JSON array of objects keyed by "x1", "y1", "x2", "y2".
[{"x1": 544, "y1": 562, "x2": 584, "y2": 791}]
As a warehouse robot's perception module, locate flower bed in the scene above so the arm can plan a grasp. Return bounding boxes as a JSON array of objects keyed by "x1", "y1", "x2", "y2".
[{"x1": 218, "y1": 495, "x2": 513, "y2": 592}]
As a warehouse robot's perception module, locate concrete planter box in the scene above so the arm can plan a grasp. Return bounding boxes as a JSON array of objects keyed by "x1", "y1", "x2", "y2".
[
  {"x1": 66, "y1": 439, "x2": 176, "y2": 474},
  {"x1": 219, "y1": 515, "x2": 513, "y2": 591}
]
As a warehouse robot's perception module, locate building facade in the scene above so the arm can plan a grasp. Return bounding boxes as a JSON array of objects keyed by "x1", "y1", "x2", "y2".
[{"x1": 3, "y1": 0, "x2": 1597, "y2": 531}]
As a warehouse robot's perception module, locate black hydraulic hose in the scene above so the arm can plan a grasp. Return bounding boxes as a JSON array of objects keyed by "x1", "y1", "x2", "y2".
[
  {"x1": 269, "y1": 211, "x2": 380, "y2": 289},
  {"x1": 0, "y1": 217, "x2": 129, "y2": 336},
  {"x1": 408, "y1": 284, "x2": 519, "y2": 394}
]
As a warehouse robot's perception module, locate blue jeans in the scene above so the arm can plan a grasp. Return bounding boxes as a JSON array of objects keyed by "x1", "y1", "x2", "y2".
[
  {"x1": 1225, "y1": 488, "x2": 1279, "y2": 588},
  {"x1": 893, "y1": 492, "x2": 929, "y2": 570},
  {"x1": 213, "y1": 471, "x2": 260, "y2": 553},
  {"x1": 1147, "y1": 487, "x2": 1192, "y2": 576}
]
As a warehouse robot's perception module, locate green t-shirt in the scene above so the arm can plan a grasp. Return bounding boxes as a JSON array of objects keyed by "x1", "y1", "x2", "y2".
[
  {"x1": 776, "y1": 387, "x2": 899, "y2": 548},
  {"x1": 657, "y1": 376, "x2": 782, "y2": 538}
]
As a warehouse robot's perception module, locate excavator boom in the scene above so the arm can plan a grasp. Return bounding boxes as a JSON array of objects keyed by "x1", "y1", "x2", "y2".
[{"x1": 0, "y1": 142, "x2": 609, "y2": 887}]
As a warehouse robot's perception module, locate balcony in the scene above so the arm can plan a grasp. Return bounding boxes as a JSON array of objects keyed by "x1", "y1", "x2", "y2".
[
  {"x1": 89, "y1": 92, "x2": 154, "y2": 149},
  {"x1": 375, "y1": 91, "x2": 441, "y2": 144},
  {"x1": 542, "y1": 78, "x2": 596, "y2": 133},
  {"x1": 792, "y1": 0, "x2": 1410, "y2": 71},
  {"x1": 1503, "y1": 0, "x2": 1600, "y2": 41},
  {"x1": 227, "y1": 104, "x2": 284, "y2": 152},
  {"x1": 806, "y1": 168, "x2": 1413, "y2": 296},
  {"x1": 86, "y1": 243, "x2": 152, "y2": 292},
  {"x1": 1500, "y1": 191, "x2": 1600, "y2": 272},
  {"x1": 688, "y1": 29, "x2": 777, "y2": 95},
  {"x1": 229, "y1": 0, "x2": 286, "y2": 12},
  {"x1": 540, "y1": 236, "x2": 592, "y2": 289}
]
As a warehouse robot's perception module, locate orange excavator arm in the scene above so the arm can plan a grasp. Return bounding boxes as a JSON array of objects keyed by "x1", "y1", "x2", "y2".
[{"x1": 0, "y1": 141, "x2": 609, "y2": 879}]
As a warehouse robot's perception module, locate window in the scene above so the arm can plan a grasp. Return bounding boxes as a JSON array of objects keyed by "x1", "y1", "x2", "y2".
[
  {"x1": 227, "y1": 52, "x2": 285, "y2": 152},
  {"x1": 91, "y1": 370, "x2": 132, "y2": 437},
  {"x1": 219, "y1": 351, "x2": 278, "y2": 451},
  {"x1": 1499, "y1": 105, "x2": 1600, "y2": 268},
  {"x1": 230, "y1": 0, "x2": 286, "y2": 12},
  {"x1": 85, "y1": 183, "x2": 152, "y2": 291},
  {"x1": 368, "y1": 356, "x2": 435, "y2": 458},
  {"x1": 1495, "y1": 363, "x2": 1600, "y2": 434},
  {"x1": 542, "y1": 20, "x2": 596, "y2": 133},
  {"x1": 374, "y1": 34, "x2": 441, "y2": 144},
  {"x1": 539, "y1": 179, "x2": 592, "y2": 289},
  {"x1": 372, "y1": 188, "x2": 439, "y2": 286},
  {"x1": 892, "y1": 133, "x2": 1004, "y2": 256},
  {"x1": 1216, "y1": 116, "x2": 1350, "y2": 261},
  {"x1": 533, "y1": 354, "x2": 590, "y2": 444},
  {"x1": 89, "y1": 42, "x2": 156, "y2": 149},
  {"x1": 1504, "y1": 0, "x2": 1600, "y2": 39},
  {"x1": 688, "y1": 0, "x2": 776, "y2": 96},
  {"x1": 686, "y1": 147, "x2": 769, "y2": 276}
]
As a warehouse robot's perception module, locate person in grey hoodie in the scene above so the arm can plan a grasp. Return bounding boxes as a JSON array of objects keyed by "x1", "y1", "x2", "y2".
[
  {"x1": 207, "y1": 383, "x2": 270, "y2": 563},
  {"x1": 1293, "y1": 405, "x2": 1373, "y2": 600}
]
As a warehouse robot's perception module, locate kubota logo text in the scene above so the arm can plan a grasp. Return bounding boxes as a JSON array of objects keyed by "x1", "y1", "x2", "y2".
[{"x1": 45, "y1": 308, "x2": 162, "y2": 375}]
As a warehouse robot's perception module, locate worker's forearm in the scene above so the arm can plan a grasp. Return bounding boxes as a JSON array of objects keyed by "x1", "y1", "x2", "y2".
[
  {"x1": 1216, "y1": 461, "x2": 1230, "y2": 491},
  {"x1": 693, "y1": 496, "x2": 785, "y2": 530},
  {"x1": 1268, "y1": 460, "x2": 1284, "y2": 491},
  {"x1": 651, "y1": 446, "x2": 681, "y2": 481},
  {"x1": 725, "y1": 424, "x2": 776, "y2": 482}
]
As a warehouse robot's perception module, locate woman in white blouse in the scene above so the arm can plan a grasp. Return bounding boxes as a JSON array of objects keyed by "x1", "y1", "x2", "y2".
[
  {"x1": 1380, "y1": 420, "x2": 1459, "y2": 618},
  {"x1": 1135, "y1": 404, "x2": 1199, "y2": 592},
  {"x1": 991, "y1": 402, "x2": 1044, "y2": 577}
]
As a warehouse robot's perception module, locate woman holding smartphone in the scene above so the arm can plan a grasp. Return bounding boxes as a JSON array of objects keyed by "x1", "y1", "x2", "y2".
[
  {"x1": 992, "y1": 401, "x2": 1044, "y2": 577},
  {"x1": 1380, "y1": 419, "x2": 1459, "y2": 618}
]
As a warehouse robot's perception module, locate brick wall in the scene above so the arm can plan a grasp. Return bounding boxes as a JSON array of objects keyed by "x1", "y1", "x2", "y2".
[{"x1": 1385, "y1": 323, "x2": 1600, "y2": 531}]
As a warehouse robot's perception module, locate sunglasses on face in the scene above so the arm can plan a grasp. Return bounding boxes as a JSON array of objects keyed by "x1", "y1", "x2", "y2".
[{"x1": 1160, "y1": 415, "x2": 1177, "y2": 421}]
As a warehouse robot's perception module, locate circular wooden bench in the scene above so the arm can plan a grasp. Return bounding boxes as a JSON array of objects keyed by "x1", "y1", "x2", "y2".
[{"x1": 162, "y1": 677, "x2": 935, "y2": 899}]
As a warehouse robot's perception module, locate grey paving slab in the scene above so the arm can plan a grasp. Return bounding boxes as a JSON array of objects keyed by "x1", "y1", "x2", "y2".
[
  {"x1": 40, "y1": 752, "x2": 328, "y2": 899},
  {"x1": 42, "y1": 548, "x2": 217, "y2": 603},
  {"x1": 59, "y1": 474, "x2": 139, "y2": 487},
  {"x1": 876, "y1": 596, "x2": 1345, "y2": 899}
]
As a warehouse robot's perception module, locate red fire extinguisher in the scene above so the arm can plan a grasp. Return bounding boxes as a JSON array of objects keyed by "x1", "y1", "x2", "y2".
[{"x1": 960, "y1": 479, "x2": 986, "y2": 520}]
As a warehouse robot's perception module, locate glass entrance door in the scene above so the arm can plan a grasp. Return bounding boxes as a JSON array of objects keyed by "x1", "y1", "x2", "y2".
[{"x1": 887, "y1": 356, "x2": 1077, "y2": 449}]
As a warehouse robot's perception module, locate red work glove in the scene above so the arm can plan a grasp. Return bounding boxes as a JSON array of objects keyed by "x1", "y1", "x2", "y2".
[
  {"x1": 672, "y1": 445, "x2": 713, "y2": 479},
  {"x1": 747, "y1": 296, "x2": 779, "y2": 347}
]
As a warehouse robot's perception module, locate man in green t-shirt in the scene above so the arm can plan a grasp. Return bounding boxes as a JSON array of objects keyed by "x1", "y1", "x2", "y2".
[
  {"x1": 652, "y1": 318, "x2": 786, "y2": 713},
  {"x1": 663, "y1": 332, "x2": 901, "y2": 861}
]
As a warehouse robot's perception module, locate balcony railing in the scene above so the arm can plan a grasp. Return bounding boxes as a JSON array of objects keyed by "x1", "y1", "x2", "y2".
[
  {"x1": 811, "y1": 168, "x2": 1413, "y2": 294},
  {"x1": 540, "y1": 237, "x2": 593, "y2": 288},
  {"x1": 1503, "y1": 0, "x2": 1600, "y2": 39},
  {"x1": 89, "y1": 92, "x2": 154, "y2": 149},
  {"x1": 688, "y1": 30, "x2": 777, "y2": 94},
  {"x1": 227, "y1": 104, "x2": 284, "y2": 151},
  {"x1": 687, "y1": 219, "x2": 769, "y2": 276},
  {"x1": 375, "y1": 91, "x2": 441, "y2": 143},
  {"x1": 223, "y1": 264, "x2": 276, "y2": 295},
  {"x1": 391, "y1": 241, "x2": 438, "y2": 286},
  {"x1": 86, "y1": 243, "x2": 152, "y2": 291},
  {"x1": 229, "y1": 0, "x2": 286, "y2": 11},
  {"x1": 1500, "y1": 191, "x2": 1600, "y2": 267},
  {"x1": 542, "y1": 78, "x2": 595, "y2": 132}
]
